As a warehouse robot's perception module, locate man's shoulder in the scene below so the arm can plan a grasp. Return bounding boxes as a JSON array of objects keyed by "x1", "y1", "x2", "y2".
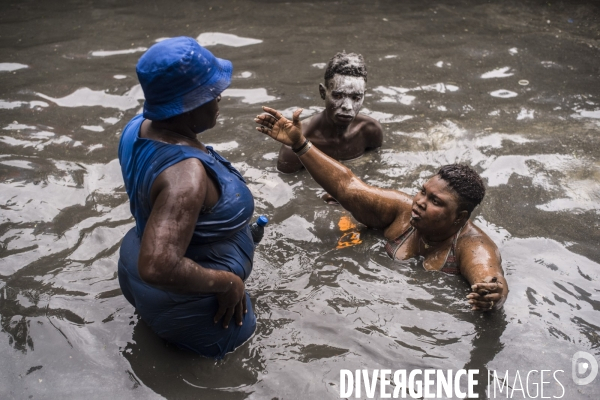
[
  {"x1": 355, "y1": 113, "x2": 383, "y2": 132},
  {"x1": 301, "y1": 112, "x2": 326, "y2": 139},
  {"x1": 353, "y1": 113, "x2": 383, "y2": 147}
]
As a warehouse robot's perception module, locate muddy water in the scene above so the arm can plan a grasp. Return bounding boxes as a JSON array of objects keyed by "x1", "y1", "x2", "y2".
[{"x1": 1, "y1": 0, "x2": 599, "y2": 399}]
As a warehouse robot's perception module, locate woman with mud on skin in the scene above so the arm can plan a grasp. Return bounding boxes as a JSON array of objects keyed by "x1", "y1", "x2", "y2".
[
  {"x1": 117, "y1": 37, "x2": 256, "y2": 358},
  {"x1": 255, "y1": 107, "x2": 508, "y2": 311}
]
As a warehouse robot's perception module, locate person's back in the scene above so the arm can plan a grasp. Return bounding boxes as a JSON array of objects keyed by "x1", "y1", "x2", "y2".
[{"x1": 277, "y1": 52, "x2": 383, "y2": 173}]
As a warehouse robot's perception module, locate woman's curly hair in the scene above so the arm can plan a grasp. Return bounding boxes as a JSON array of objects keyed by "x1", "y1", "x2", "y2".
[{"x1": 437, "y1": 164, "x2": 486, "y2": 215}]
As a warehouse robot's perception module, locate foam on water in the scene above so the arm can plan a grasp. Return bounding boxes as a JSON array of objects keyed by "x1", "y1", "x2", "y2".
[
  {"x1": 0, "y1": 62, "x2": 28, "y2": 72},
  {"x1": 90, "y1": 47, "x2": 147, "y2": 57},
  {"x1": 36, "y1": 85, "x2": 144, "y2": 111},
  {"x1": 481, "y1": 67, "x2": 514, "y2": 79},
  {"x1": 196, "y1": 32, "x2": 262, "y2": 47},
  {"x1": 221, "y1": 88, "x2": 277, "y2": 104}
]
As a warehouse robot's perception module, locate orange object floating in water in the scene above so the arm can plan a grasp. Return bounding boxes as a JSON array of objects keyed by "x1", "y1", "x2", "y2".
[
  {"x1": 338, "y1": 215, "x2": 356, "y2": 231},
  {"x1": 336, "y1": 215, "x2": 362, "y2": 249}
]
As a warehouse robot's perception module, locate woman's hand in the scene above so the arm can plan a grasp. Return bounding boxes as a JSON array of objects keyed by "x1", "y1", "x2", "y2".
[
  {"x1": 255, "y1": 106, "x2": 304, "y2": 148},
  {"x1": 467, "y1": 276, "x2": 507, "y2": 312},
  {"x1": 214, "y1": 274, "x2": 247, "y2": 329}
]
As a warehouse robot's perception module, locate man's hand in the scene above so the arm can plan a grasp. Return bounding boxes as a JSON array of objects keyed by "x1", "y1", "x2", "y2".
[
  {"x1": 467, "y1": 276, "x2": 507, "y2": 312},
  {"x1": 255, "y1": 107, "x2": 304, "y2": 147},
  {"x1": 214, "y1": 274, "x2": 246, "y2": 328}
]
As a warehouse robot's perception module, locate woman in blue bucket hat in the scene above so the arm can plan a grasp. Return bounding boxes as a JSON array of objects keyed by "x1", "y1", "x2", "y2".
[{"x1": 117, "y1": 37, "x2": 256, "y2": 358}]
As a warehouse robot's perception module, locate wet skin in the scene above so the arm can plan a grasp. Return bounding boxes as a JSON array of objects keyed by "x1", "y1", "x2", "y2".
[
  {"x1": 257, "y1": 107, "x2": 508, "y2": 311},
  {"x1": 277, "y1": 74, "x2": 383, "y2": 174},
  {"x1": 136, "y1": 95, "x2": 248, "y2": 329}
]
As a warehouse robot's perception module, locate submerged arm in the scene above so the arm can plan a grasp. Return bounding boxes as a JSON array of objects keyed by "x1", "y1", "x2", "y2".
[
  {"x1": 458, "y1": 234, "x2": 509, "y2": 312},
  {"x1": 137, "y1": 158, "x2": 246, "y2": 327}
]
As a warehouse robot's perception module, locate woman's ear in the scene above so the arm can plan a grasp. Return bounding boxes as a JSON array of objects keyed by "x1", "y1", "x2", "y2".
[{"x1": 455, "y1": 210, "x2": 469, "y2": 225}]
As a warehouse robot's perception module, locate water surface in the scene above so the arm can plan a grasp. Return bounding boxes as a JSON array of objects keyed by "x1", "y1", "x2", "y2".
[{"x1": 1, "y1": 1, "x2": 599, "y2": 398}]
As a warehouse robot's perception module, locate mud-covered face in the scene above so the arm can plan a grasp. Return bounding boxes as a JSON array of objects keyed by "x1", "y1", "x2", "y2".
[{"x1": 320, "y1": 74, "x2": 366, "y2": 126}]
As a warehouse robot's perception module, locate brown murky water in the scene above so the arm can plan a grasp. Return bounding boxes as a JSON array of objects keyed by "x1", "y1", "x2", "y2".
[{"x1": 1, "y1": 1, "x2": 599, "y2": 399}]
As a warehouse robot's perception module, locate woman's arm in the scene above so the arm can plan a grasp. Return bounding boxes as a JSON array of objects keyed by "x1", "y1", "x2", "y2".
[
  {"x1": 458, "y1": 232, "x2": 509, "y2": 312},
  {"x1": 256, "y1": 107, "x2": 411, "y2": 231},
  {"x1": 137, "y1": 158, "x2": 246, "y2": 328}
]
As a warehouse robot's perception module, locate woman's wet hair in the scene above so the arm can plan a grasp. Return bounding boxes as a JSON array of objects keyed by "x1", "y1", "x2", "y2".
[
  {"x1": 324, "y1": 52, "x2": 367, "y2": 84},
  {"x1": 437, "y1": 164, "x2": 486, "y2": 215}
]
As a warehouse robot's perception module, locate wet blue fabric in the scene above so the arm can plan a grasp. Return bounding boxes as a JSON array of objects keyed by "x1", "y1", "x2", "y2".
[
  {"x1": 118, "y1": 115, "x2": 254, "y2": 243},
  {"x1": 136, "y1": 37, "x2": 232, "y2": 121},
  {"x1": 117, "y1": 114, "x2": 256, "y2": 358}
]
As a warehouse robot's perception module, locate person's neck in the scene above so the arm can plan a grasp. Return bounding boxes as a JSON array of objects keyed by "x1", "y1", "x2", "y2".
[
  {"x1": 322, "y1": 113, "x2": 351, "y2": 138},
  {"x1": 419, "y1": 221, "x2": 466, "y2": 245},
  {"x1": 150, "y1": 120, "x2": 200, "y2": 143}
]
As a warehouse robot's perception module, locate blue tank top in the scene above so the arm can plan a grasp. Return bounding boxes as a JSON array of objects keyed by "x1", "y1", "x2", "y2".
[{"x1": 118, "y1": 114, "x2": 254, "y2": 244}]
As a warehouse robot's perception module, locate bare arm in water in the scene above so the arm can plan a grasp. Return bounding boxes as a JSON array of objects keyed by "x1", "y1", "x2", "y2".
[
  {"x1": 137, "y1": 158, "x2": 246, "y2": 328},
  {"x1": 460, "y1": 232, "x2": 508, "y2": 311},
  {"x1": 256, "y1": 106, "x2": 508, "y2": 312},
  {"x1": 259, "y1": 107, "x2": 412, "y2": 235}
]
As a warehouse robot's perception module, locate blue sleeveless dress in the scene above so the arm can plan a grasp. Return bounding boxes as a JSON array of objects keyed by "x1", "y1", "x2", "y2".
[{"x1": 117, "y1": 114, "x2": 256, "y2": 359}]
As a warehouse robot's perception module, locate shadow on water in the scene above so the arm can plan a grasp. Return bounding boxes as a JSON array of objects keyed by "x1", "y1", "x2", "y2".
[
  {"x1": 124, "y1": 316, "x2": 259, "y2": 400},
  {"x1": 462, "y1": 312, "x2": 508, "y2": 398}
]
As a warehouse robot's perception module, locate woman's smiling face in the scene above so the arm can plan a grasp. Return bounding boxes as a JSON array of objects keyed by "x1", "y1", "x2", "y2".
[{"x1": 410, "y1": 175, "x2": 462, "y2": 236}]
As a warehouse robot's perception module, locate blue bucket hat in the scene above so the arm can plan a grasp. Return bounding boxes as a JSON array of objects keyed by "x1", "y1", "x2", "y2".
[{"x1": 136, "y1": 36, "x2": 232, "y2": 120}]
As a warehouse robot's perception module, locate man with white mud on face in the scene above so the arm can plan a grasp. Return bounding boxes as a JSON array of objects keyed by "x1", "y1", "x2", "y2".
[{"x1": 277, "y1": 52, "x2": 383, "y2": 175}]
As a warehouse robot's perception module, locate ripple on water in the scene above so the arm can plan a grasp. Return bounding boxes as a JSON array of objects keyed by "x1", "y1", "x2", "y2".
[
  {"x1": 82, "y1": 125, "x2": 104, "y2": 132},
  {"x1": 280, "y1": 106, "x2": 322, "y2": 119},
  {"x1": 90, "y1": 47, "x2": 147, "y2": 57},
  {"x1": 0, "y1": 62, "x2": 28, "y2": 72},
  {"x1": 362, "y1": 107, "x2": 413, "y2": 124},
  {"x1": 36, "y1": 85, "x2": 144, "y2": 111},
  {"x1": 236, "y1": 163, "x2": 297, "y2": 208},
  {"x1": 0, "y1": 159, "x2": 34, "y2": 170},
  {"x1": 490, "y1": 89, "x2": 518, "y2": 98},
  {"x1": 221, "y1": 88, "x2": 277, "y2": 104},
  {"x1": 516, "y1": 108, "x2": 535, "y2": 120},
  {"x1": 374, "y1": 83, "x2": 459, "y2": 105},
  {"x1": 234, "y1": 71, "x2": 253, "y2": 78},
  {"x1": 571, "y1": 108, "x2": 600, "y2": 119},
  {"x1": 481, "y1": 67, "x2": 514, "y2": 79},
  {"x1": 196, "y1": 32, "x2": 262, "y2": 47},
  {"x1": 0, "y1": 100, "x2": 49, "y2": 109},
  {"x1": 206, "y1": 141, "x2": 238, "y2": 152},
  {"x1": 270, "y1": 215, "x2": 320, "y2": 243}
]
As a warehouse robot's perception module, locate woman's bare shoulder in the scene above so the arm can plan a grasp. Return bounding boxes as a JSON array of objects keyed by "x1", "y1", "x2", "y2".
[{"x1": 457, "y1": 221, "x2": 500, "y2": 256}]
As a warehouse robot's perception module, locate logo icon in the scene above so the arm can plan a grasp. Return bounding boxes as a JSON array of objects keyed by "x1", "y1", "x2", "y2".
[{"x1": 572, "y1": 351, "x2": 598, "y2": 386}]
